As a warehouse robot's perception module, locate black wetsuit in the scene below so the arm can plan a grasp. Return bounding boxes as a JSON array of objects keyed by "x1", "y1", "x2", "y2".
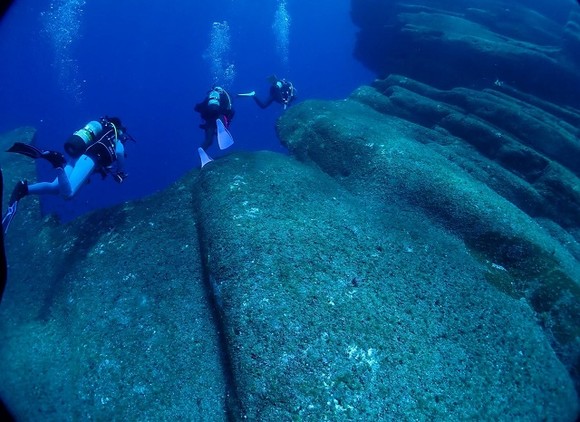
[{"x1": 253, "y1": 80, "x2": 295, "y2": 109}]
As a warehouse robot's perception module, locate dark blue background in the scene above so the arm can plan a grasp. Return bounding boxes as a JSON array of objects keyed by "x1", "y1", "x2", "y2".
[{"x1": 0, "y1": 0, "x2": 371, "y2": 221}]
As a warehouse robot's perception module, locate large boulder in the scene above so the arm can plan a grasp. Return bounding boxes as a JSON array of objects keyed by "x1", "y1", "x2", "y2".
[
  {"x1": 277, "y1": 85, "x2": 580, "y2": 412},
  {"x1": 0, "y1": 119, "x2": 578, "y2": 420},
  {"x1": 193, "y1": 152, "x2": 578, "y2": 420}
]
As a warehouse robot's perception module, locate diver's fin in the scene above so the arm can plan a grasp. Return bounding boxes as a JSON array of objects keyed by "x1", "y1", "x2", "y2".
[
  {"x1": 198, "y1": 147, "x2": 213, "y2": 168},
  {"x1": 41, "y1": 151, "x2": 66, "y2": 169},
  {"x1": 7, "y1": 143, "x2": 66, "y2": 168},
  {"x1": 216, "y1": 119, "x2": 234, "y2": 150},
  {"x1": 237, "y1": 91, "x2": 256, "y2": 97},
  {"x1": 9, "y1": 180, "x2": 28, "y2": 205},
  {"x1": 2, "y1": 201, "x2": 18, "y2": 235},
  {"x1": 7, "y1": 142, "x2": 44, "y2": 159},
  {"x1": 2, "y1": 180, "x2": 28, "y2": 234}
]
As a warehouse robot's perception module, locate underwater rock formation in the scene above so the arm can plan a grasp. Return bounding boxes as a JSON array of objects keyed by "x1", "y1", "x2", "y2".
[
  {"x1": 351, "y1": 0, "x2": 580, "y2": 108},
  {"x1": 194, "y1": 152, "x2": 577, "y2": 420},
  {"x1": 1, "y1": 2, "x2": 578, "y2": 419},
  {"x1": 1, "y1": 115, "x2": 578, "y2": 419},
  {"x1": 277, "y1": 80, "x2": 580, "y2": 417}
]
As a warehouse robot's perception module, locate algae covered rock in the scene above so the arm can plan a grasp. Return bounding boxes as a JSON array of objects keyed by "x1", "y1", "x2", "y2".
[
  {"x1": 0, "y1": 116, "x2": 578, "y2": 420},
  {"x1": 277, "y1": 89, "x2": 580, "y2": 417},
  {"x1": 193, "y1": 151, "x2": 578, "y2": 420},
  {"x1": 0, "y1": 137, "x2": 228, "y2": 421}
]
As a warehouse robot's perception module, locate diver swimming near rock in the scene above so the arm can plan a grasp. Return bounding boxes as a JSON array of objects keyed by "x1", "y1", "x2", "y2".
[
  {"x1": 238, "y1": 75, "x2": 296, "y2": 110},
  {"x1": 194, "y1": 86, "x2": 235, "y2": 168},
  {"x1": 2, "y1": 116, "x2": 133, "y2": 234}
]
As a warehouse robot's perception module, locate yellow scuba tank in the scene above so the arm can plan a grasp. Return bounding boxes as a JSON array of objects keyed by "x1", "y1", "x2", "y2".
[{"x1": 64, "y1": 120, "x2": 103, "y2": 158}]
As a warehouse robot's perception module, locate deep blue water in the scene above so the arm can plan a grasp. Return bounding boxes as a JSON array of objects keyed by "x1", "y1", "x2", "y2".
[{"x1": 0, "y1": 0, "x2": 372, "y2": 221}]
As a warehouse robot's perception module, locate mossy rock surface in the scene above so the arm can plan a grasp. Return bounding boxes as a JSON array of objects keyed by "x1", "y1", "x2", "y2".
[{"x1": 193, "y1": 151, "x2": 578, "y2": 420}]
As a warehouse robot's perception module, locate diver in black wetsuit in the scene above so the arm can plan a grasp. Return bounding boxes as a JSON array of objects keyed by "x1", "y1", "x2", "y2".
[
  {"x1": 194, "y1": 86, "x2": 235, "y2": 167},
  {"x1": 238, "y1": 75, "x2": 296, "y2": 110},
  {"x1": 194, "y1": 86, "x2": 235, "y2": 151}
]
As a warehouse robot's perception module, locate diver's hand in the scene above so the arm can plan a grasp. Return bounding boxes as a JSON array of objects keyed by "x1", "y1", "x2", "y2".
[{"x1": 113, "y1": 172, "x2": 128, "y2": 183}]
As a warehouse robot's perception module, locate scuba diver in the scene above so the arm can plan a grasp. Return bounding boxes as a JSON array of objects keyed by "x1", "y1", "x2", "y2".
[
  {"x1": 194, "y1": 86, "x2": 235, "y2": 168},
  {"x1": 1, "y1": 116, "x2": 134, "y2": 234},
  {"x1": 238, "y1": 75, "x2": 296, "y2": 110}
]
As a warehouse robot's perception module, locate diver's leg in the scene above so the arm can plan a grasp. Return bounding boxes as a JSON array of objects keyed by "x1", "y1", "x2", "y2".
[
  {"x1": 58, "y1": 155, "x2": 95, "y2": 199},
  {"x1": 21, "y1": 160, "x2": 74, "y2": 197},
  {"x1": 27, "y1": 178, "x2": 60, "y2": 195},
  {"x1": 253, "y1": 95, "x2": 274, "y2": 109},
  {"x1": 201, "y1": 127, "x2": 215, "y2": 150}
]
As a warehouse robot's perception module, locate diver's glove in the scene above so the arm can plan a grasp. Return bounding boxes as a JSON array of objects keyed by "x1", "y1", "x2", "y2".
[{"x1": 113, "y1": 172, "x2": 128, "y2": 184}]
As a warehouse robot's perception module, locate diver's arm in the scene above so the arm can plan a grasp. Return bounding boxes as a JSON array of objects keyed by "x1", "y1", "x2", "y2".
[
  {"x1": 115, "y1": 141, "x2": 125, "y2": 173},
  {"x1": 112, "y1": 141, "x2": 128, "y2": 183}
]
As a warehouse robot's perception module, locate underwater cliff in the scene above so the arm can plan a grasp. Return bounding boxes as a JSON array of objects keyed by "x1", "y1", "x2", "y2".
[{"x1": 351, "y1": 0, "x2": 580, "y2": 108}]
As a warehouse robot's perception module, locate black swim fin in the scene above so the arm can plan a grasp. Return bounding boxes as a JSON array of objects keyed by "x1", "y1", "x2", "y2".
[
  {"x1": 7, "y1": 143, "x2": 66, "y2": 168},
  {"x1": 1, "y1": 201, "x2": 18, "y2": 235},
  {"x1": 7, "y1": 142, "x2": 44, "y2": 159},
  {"x1": 2, "y1": 181, "x2": 27, "y2": 235}
]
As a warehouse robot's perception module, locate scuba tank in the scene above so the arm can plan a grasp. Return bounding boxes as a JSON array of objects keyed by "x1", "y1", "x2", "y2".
[
  {"x1": 64, "y1": 120, "x2": 103, "y2": 158},
  {"x1": 207, "y1": 88, "x2": 221, "y2": 111}
]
